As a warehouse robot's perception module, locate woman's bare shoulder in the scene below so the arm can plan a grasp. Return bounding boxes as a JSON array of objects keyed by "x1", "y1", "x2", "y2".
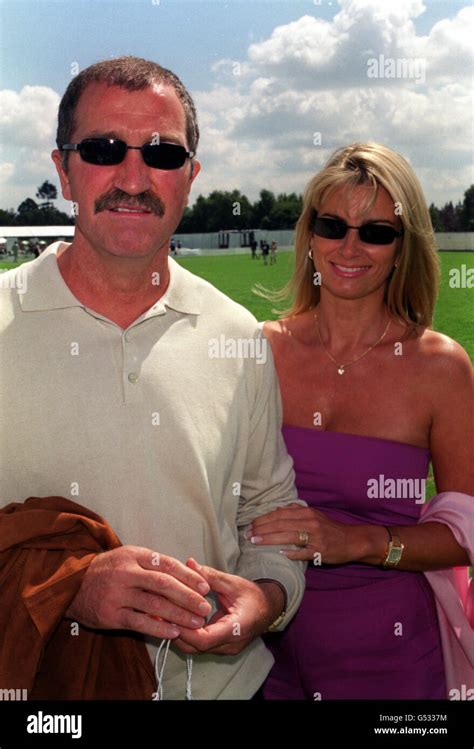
[
  {"x1": 416, "y1": 328, "x2": 472, "y2": 385},
  {"x1": 262, "y1": 318, "x2": 289, "y2": 340},
  {"x1": 262, "y1": 316, "x2": 308, "y2": 348},
  {"x1": 263, "y1": 314, "x2": 311, "y2": 335}
]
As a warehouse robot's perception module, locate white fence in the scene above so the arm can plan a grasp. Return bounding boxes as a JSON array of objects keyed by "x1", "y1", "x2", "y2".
[
  {"x1": 172, "y1": 231, "x2": 474, "y2": 254},
  {"x1": 1, "y1": 228, "x2": 473, "y2": 257},
  {"x1": 435, "y1": 233, "x2": 474, "y2": 251}
]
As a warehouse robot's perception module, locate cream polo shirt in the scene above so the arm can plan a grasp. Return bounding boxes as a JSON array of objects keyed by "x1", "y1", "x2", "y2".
[{"x1": 0, "y1": 242, "x2": 305, "y2": 700}]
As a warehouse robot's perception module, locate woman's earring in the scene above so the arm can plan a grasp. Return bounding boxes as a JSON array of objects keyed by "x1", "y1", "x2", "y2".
[{"x1": 308, "y1": 249, "x2": 313, "y2": 261}]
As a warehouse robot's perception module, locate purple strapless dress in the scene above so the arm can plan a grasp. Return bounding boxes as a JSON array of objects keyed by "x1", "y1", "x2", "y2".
[{"x1": 263, "y1": 427, "x2": 446, "y2": 700}]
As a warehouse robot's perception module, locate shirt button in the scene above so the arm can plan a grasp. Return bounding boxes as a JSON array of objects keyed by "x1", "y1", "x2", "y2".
[{"x1": 128, "y1": 372, "x2": 139, "y2": 384}]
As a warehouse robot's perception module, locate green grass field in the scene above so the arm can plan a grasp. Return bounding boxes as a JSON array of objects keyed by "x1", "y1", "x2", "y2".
[{"x1": 2, "y1": 250, "x2": 472, "y2": 358}]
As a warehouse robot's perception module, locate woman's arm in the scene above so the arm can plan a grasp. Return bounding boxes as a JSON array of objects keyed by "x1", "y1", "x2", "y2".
[
  {"x1": 248, "y1": 505, "x2": 471, "y2": 570},
  {"x1": 250, "y1": 336, "x2": 473, "y2": 571},
  {"x1": 360, "y1": 336, "x2": 473, "y2": 570},
  {"x1": 428, "y1": 336, "x2": 473, "y2": 496}
]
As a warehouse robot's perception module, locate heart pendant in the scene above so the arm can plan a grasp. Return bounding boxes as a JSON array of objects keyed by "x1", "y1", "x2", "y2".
[{"x1": 338, "y1": 367, "x2": 345, "y2": 375}]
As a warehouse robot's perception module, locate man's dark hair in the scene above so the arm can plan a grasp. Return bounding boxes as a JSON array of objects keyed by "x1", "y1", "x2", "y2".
[{"x1": 56, "y1": 56, "x2": 199, "y2": 168}]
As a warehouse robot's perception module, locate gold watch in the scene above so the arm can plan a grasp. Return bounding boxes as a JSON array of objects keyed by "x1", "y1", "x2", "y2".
[
  {"x1": 382, "y1": 526, "x2": 404, "y2": 569},
  {"x1": 267, "y1": 610, "x2": 287, "y2": 632},
  {"x1": 254, "y1": 578, "x2": 287, "y2": 632}
]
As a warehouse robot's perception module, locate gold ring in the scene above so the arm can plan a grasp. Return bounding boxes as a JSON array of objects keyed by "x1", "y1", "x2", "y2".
[{"x1": 297, "y1": 530, "x2": 310, "y2": 547}]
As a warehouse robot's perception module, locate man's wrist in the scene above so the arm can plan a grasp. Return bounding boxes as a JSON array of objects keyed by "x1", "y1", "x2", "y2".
[{"x1": 254, "y1": 578, "x2": 287, "y2": 630}]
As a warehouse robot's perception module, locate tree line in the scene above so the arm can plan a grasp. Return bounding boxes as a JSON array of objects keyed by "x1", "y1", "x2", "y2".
[
  {"x1": 1, "y1": 181, "x2": 473, "y2": 233},
  {"x1": 0, "y1": 182, "x2": 73, "y2": 227}
]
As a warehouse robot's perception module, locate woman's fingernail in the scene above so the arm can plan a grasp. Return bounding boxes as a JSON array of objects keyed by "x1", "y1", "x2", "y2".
[
  {"x1": 191, "y1": 616, "x2": 204, "y2": 627},
  {"x1": 198, "y1": 582, "x2": 210, "y2": 594},
  {"x1": 168, "y1": 625, "x2": 180, "y2": 637},
  {"x1": 244, "y1": 526, "x2": 253, "y2": 539},
  {"x1": 251, "y1": 535, "x2": 263, "y2": 544}
]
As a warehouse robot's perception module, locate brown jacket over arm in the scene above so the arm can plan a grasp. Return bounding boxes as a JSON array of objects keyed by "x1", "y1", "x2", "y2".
[{"x1": 0, "y1": 496, "x2": 156, "y2": 700}]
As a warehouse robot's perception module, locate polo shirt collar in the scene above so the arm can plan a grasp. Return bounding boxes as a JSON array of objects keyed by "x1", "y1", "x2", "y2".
[{"x1": 19, "y1": 241, "x2": 203, "y2": 316}]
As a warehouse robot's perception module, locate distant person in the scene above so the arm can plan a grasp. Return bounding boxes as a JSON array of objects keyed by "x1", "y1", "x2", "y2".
[
  {"x1": 270, "y1": 240, "x2": 277, "y2": 265},
  {"x1": 262, "y1": 240, "x2": 270, "y2": 266},
  {"x1": 251, "y1": 239, "x2": 257, "y2": 259},
  {"x1": 169, "y1": 238, "x2": 176, "y2": 255},
  {"x1": 176, "y1": 239, "x2": 181, "y2": 253},
  {"x1": 12, "y1": 240, "x2": 19, "y2": 262}
]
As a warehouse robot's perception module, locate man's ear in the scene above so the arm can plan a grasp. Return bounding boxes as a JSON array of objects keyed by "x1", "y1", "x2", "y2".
[
  {"x1": 189, "y1": 158, "x2": 201, "y2": 183},
  {"x1": 51, "y1": 149, "x2": 73, "y2": 201}
]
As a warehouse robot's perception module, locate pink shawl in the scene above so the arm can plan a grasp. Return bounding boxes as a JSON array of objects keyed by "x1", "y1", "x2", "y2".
[{"x1": 420, "y1": 491, "x2": 474, "y2": 698}]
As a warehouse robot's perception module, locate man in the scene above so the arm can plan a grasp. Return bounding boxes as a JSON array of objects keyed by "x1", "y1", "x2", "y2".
[
  {"x1": 0, "y1": 57, "x2": 304, "y2": 699},
  {"x1": 270, "y1": 239, "x2": 277, "y2": 265}
]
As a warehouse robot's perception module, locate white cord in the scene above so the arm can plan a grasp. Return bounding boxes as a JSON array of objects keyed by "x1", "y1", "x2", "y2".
[
  {"x1": 153, "y1": 638, "x2": 171, "y2": 701},
  {"x1": 152, "y1": 640, "x2": 194, "y2": 700},
  {"x1": 185, "y1": 655, "x2": 193, "y2": 701}
]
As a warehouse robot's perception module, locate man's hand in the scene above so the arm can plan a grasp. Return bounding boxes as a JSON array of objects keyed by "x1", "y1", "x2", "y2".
[
  {"x1": 172, "y1": 558, "x2": 285, "y2": 656},
  {"x1": 65, "y1": 546, "x2": 212, "y2": 640}
]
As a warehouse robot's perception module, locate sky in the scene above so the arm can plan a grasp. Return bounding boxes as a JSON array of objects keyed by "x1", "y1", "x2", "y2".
[{"x1": 0, "y1": 0, "x2": 472, "y2": 216}]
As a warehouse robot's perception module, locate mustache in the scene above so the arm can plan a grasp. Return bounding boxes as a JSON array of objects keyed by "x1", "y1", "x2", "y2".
[{"x1": 94, "y1": 188, "x2": 165, "y2": 216}]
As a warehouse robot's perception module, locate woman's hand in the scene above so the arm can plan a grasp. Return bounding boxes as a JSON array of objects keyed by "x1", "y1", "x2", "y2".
[{"x1": 247, "y1": 504, "x2": 370, "y2": 564}]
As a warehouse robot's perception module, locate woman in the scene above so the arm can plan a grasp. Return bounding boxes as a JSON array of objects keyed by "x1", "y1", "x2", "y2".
[{"x1": 250, "y1": 143, "x2": 473, "y2": 699}]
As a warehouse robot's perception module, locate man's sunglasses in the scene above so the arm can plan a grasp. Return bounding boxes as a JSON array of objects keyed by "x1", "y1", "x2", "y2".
[
  {"x1": 60, "y1": 138, "x2": 194, "y2": 170},
  {"x1": 311, "y1": 212, "x2": 403, "y2": 246}
]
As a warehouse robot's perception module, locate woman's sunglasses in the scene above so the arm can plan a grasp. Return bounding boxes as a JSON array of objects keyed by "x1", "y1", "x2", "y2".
[
  {"x1": 311, "y1": 212, "x2": 403, "y2": 246},
  {"x1": 60, "y1": 138, "x2": 194, "y2": 170}
]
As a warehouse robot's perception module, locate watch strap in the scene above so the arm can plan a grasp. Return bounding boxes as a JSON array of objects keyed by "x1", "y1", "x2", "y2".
[{"x1": 254, "y1": 578, "x2": 288, "y2": 632}]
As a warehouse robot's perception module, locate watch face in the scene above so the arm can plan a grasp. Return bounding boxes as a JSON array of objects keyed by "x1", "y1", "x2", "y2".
[
  {"x1": 388, "y1": 547, "x2": 402, "y2": 562},
  {"x1": 385, "y1": 541, "x2": 404, "y2": 566}
]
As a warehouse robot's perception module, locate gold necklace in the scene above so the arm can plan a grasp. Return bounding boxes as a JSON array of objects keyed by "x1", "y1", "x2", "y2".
[{"x1": 314, "y1": 312, "x2": 391, "y2": 375}]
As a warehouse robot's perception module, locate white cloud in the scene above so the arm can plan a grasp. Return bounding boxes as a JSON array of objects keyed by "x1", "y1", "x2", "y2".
[
  {"x1": 0, "y1": 85, "x2": 59, "y2": 146},
  {"x1": 0, "y1": 162, "x2": 14, "y2": 185},
  {"x1": 248, "y1": 15, "x2": 344, "y2": 74},
  {"x1": 424, "y1": 6, "x2": 473, "y2": 81},
  {"x1": 190, "y1": 0, "x2": 473, "y2": 208},
  {"x1": 0, "y1": 85, "x2": 60, "y2": 211},
  {"x1": 0, "y1": 1, "x2": 472, "y2": 214}
]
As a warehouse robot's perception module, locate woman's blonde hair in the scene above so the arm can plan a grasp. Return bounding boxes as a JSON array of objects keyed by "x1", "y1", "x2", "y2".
[{"x1": 258, "y1": 142, "x2": 440, "y2": 326}]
